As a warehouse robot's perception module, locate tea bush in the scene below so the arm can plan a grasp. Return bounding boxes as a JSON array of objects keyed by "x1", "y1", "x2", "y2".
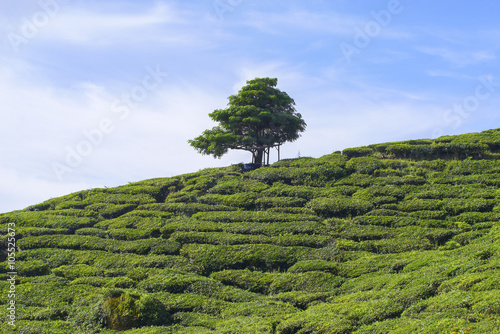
[
  {"x1": 2, "y1": 127, "x2": 500, "y2": 332},
  {"x1": 307, "y1": 197, "x2": 373, "y2": 217}
]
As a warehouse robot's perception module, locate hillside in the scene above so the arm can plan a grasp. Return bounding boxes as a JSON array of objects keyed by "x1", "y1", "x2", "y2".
[{"x1": 1, "y1": 128, "x2": 500, "y2": 333}]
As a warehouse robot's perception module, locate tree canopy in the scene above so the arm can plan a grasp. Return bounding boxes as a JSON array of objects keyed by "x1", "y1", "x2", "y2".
[{"x1": 188, "y1": 77, "x2": 306, "y2": 165}]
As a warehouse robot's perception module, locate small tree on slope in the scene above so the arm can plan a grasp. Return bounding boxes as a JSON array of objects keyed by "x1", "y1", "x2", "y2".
[{"x1": 188, "y1": 77, "x2": 306, "y2": 165}]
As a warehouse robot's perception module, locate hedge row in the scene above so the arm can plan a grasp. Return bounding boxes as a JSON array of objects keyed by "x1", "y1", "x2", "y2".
[
  {"x1": 210, "y1": 269, "x2": 343, "y2": 295},
  {"x1": 160, "y1": 220, "x2": 330, "y2": 237},
  {"x1": 191, "y1": 211, "x2": 320, "y2": 223},
  {"x1": 180, "y1": 244, "x2": 319, "y2": 274},
  {"x1": 18, "y1": 235, "x2": 181, "y2": 255},
  {"x1": 170, "y1": 231, "x2": 331, "y2": 248}
]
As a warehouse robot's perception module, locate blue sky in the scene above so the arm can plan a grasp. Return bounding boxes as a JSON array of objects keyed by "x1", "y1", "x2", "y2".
[{"x1": 1, "y1": 0, "x2": 500, "y2": 213}]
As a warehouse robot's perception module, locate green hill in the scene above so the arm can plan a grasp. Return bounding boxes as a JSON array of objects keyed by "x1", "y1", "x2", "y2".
[{"x1": 1, "y1": 128, "x2": 500, "y2": 333}]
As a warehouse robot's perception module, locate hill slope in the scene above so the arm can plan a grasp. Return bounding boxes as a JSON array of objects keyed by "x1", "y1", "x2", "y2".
[{"x1": 1, "y1": 128, "x2": 500, "y2": 333}]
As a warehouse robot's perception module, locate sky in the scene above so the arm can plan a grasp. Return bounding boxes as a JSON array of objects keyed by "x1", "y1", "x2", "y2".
[{"x1": 1, "y1": 0, "x2": 500, "y2": 213}]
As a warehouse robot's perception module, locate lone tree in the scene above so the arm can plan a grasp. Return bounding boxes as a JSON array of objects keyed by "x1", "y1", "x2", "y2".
[{"x1": 188, "y1": 77, "x2": 306, "y2": 165}]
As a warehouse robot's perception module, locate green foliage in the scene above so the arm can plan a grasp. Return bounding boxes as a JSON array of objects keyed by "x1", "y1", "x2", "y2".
[
  {"x1": 198, "y1": 192, "x2": 258, "y2": 209},
  {"x1": 180, "y1": 244, "x2": 313, "y2": 274},
  {"x1": 191, "y1": 210, "x2": 319, "y2": 222},
  {"x1": 307, "y1": 197, "x2": 373, "y2": 217},
  {"x1": 346, "y1": 156, "x2": 386, "y2": 174},
  {"x1": 342, "y1": 146, "x2": 374, "y2": 158},
  {"x1": 287, "y1": 260, "x2": 338, "y2": 274},
  {"x1": 188, "y1": 77, "x2": 306, "y2": 164},
  {"x1": 18, "y1": 235, "x2": 181, "y2": 255},
  {"x1": 2, "y1": 127, "x2": 500, "y2": 333},
  {"x1": 247, "y1": 164, "x2": 345, "y2": 186}
]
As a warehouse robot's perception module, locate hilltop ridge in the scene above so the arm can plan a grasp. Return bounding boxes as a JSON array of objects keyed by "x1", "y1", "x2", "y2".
[{"x1": 1, "y1": 128, "x2": 500, "y2": 333}]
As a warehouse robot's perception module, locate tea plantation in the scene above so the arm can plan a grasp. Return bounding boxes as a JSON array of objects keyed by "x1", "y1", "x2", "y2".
[{"x1": 1, "y1": 128, "x2": 500, "y2": 333}]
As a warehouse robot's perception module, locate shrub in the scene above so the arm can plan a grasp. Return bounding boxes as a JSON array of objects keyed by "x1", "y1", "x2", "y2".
[
  {"x1": 75, "y1": 227, "x2": 109, "y2": 238},
  {"x1": 73, "y1": 290, "x2": 172, "y2": 331},
  {"x1": 137, "y1": 273, "x2": 221, "y2": 294},
  {"x1": 307, "y1": 197, "x2": 374, "y2": 217},
  {"x1": 398, "y1": 199, "x2": 443, "y2": 212},
  {"x1": 137, "y1": 203, "x2": 236, "y2": 215},
  {"x1": 268, "y1": 271, "x2": 345, "y2": 294},
  {"x1": 192, "y1": 210, "x2": 319, "y2": 222},
  {"x1": 342, "y1": 147, "x2": 374, "y2": 158},
  {"x1": 454, "y1": 211, "x2": 499, "y2": 224},
  {"x1": 52, "y1": 264, "x2": 105, "y2": 280},
  {"x1": 108, "y1": 228, "x2": 160, "y2": 241},
  {"x1": 86, "y1": 203, "x2": 138, "y2": 219},
  {"x1": 160, "y1": 219, "x2": 329, "y2": 237},
  {"x1": 1, "y1": 212, "x2": 95, "y2": 230},
  {"x1": 287, "y1": 260, "x2": 338, "y2": 274},
  {"x1": 17, "y1": 260, "x2": 50, "y2": 277},
  {"x1": 345, "y1": 157, "x2": 386, "y2": 175},
  {"x1": 335, "y1": 173, "x2": 373, "y2": 187},
  {"x1": 255, "y1": 196, "x2": 307, "y2": 209},
  {"x1": 207, "y1": 178, "x2": 268, "y2": 194},
  {"x1": 248, "y1": 165, "x2": 345, "y2": 186},
  {"x1": 180, "y1": 244, "x2": 313, "y2": 274},
  {"x1": 210, "y1": 270, "x2": 276, "y2": 294},
  {"x1": 442, "y1": 198, "x2": 496, "y2": 215},
  {"x1": 353, "y1": 215, "x2": 417, "y2": 227},
  {"x1": 408, "y1": 210, "x2": 448, "y2": 220},
  {"x1": 261, "y1": 183, "x2": 317, "y2": 199},
  {"x1": 198, "y1": 193, "x2": 258, "y2": 208}
]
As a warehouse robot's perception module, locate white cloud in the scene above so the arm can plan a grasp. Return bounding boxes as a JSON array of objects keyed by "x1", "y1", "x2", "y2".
[
  {"x1": 425, "y1": 70, "x2": 477, "y2": 80},
  {"x1": 416, "y1": 46, "x2": 496, "y2": 66},
  {"x1": 34, "y1": 2, "x2": 202, "y2": 47}
]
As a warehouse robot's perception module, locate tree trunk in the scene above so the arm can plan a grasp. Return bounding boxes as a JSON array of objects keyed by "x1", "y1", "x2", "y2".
[{"x1": 254, "y1": 149, "x2": 264, "y2": 165}]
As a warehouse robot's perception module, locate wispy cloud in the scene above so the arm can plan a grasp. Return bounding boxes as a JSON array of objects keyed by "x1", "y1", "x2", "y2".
[
  {"x1": 425, "y1": 69, "x2": 477, "y2": 80},
  {"x1": 41, "y1": 2, "x2": 191, "y2": 46},
  {"x1": 416, "y1": 46, "x2": 496, "y2": 66},
  {"x1": 241, "y1": 9, "x2": 363, "y2": 36}
]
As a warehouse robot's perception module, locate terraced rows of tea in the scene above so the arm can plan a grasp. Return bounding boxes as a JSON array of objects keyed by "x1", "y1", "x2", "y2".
[{"x1": 1, "y1": 128, "x2": 500, "y2": 333}]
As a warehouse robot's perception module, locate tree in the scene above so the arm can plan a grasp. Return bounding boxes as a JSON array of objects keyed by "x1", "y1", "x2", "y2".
[{"x1": 188, "y1": 77, "x2": 306, "y2": 165}]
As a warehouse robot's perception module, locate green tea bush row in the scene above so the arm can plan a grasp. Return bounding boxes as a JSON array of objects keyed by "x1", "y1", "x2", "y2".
[
  {"x1": 138, "y1": 273, "x2": 222, "y2": 294},
  {"x1": 198, "y1": 193, "x2": 258, "y2": 208},
  {"x1": 453, "y1": 211, "x2": 500, "y2": 224},
  {"x1": 318, "y1": 186, "x2": 361, "y2": 197},
  {"x1": 191, "y1": 210, "x2": 319, "y2": 222},
  {"x1": 180, "y1": 244, "x2": 315, "y2": 274},
  {"x1": 307, "y1": 197, "x2": 373, "y2": 217},
  {"x1": 325, "y1": 220, "x2": 394, "y2": 241},
  {"x1": 1, "y1": 213, "x2": 95, "y2": 230},
  {"x1": 19, "y1": 235, "x2": 181, "y2": 255},
  {"x1": 4, "y1": 227, "x2": 71, "y2": 238},
  {"x1": 249, "y1": 182, "x2": 303, "y2": 198},
  {"x1": 160, "y1": 220, "x2": 329, "y2": 237},
  {"x1": 255, "y1": 196, "x2": 307, "y2": 209},
  {"x1": 86, "y1": 203, "x2": 138, "y2": 219},
  {"x1": 210, "y1": 269, "x2": 344, "y2": 295},
  {"x1": 137, "y1": 203, "x2": 236, "y2": 215},
  {"x1": 336, "y1": 237, "x2": 433, "y2": 254},
  {"x1": 170, "y1": 231, "x2": 331, "y2": 248},
  {"x1": 383, "y1": 142, "x2": 489, "y2": 160},
  {"x1": 16, "y1": 248, "x2": 200, "y2": 273},
  {"x1": 345, "y1": 157, "x2": 387, "y2": 175},
  {"x1": 55, "y1": 191, "x2": 157, "y2": 210},
  {"x1": 75, "y1": 225, "x2": 160, "y2": 241},
  {"x1": 207, "y1": 177, "x2": 268, "y2": 194},
  {"x1": 248, "y1": 165, "x2": 345, "y2": 186},
  {"x1": 342, "y1": 146, "x2": 374, "y2": 158}
]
